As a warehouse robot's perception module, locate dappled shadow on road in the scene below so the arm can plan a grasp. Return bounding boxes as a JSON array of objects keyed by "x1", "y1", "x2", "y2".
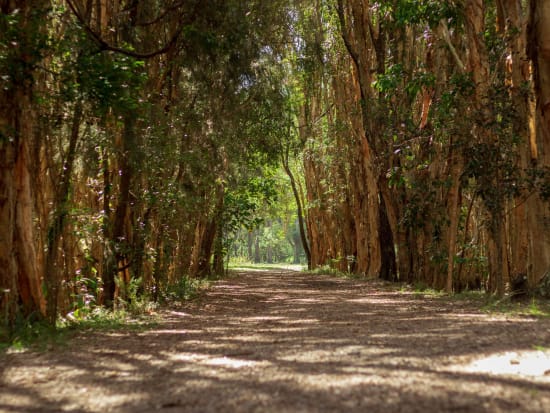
[{"x1": 1, "y1": 271, "x2": 550, "y2": 412}]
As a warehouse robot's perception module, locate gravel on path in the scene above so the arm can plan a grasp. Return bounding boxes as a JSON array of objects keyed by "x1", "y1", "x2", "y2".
[{"x1": 1, "y1": 270, "x2": 550, "y2": 412}]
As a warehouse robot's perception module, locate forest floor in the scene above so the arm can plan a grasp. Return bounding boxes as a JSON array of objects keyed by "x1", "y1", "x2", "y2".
[{"x1": 1, "y1": 269, "x2": 550, "y2": 413}]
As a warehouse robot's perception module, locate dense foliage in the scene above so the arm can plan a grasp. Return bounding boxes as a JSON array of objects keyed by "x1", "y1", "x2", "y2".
[
  {"x1": 1, "y1": 0, "x2": 550, "y2": 334},
  {"x1": 294, "y1": 0, "x2": 550, "y2": 297}
]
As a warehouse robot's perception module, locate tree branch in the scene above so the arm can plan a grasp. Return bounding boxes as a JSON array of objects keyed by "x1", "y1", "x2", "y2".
[
  {"x1": 65, "y1": 0, "x2": 184, "y2": 59},
  {"x1": 440, "y1": 19, "x2": 466, "y2": 73},
  {"x1": 135, "y1": 1, "x2": 186, "y2": 27}
]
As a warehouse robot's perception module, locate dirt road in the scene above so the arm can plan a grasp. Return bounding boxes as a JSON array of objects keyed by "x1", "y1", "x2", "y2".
[{"x1": 1, "y1": 270, "x2": 550, "y2": 412}]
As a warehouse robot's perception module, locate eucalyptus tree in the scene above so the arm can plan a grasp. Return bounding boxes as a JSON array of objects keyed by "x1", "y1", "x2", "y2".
[
  {"x1": 527, "y1": 0, "x2": 550, "y2": 289},
  {"x1": 1, "y1": 0, "x2": 297, "y2": 327},
  {"x1": 1, "y1": 1, "x2": 50, "y2": 327},
  {"x1": 292, "y1": 0, "x2": 550, "y2": 294}
]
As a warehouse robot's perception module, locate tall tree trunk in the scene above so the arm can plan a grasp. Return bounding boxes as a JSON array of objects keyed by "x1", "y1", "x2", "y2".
[
  {"x1": 212, "y1": 187, "x2": 226, "y2": 276},
  {"x1": 378, "y1": 192, "x2": 397, "y2": 281},
  {"x1": 341, "y1": 66, "x2": 381, "y2": 277},
  {"x1": 100, "y1": 141, "x2": 115, "y2": 305},
  {"x1": 445, "y1": 149, "x2": 463, "y2": 293},
  {"x1": 466, "y1": 0, "x2": 510, "y2": 295},
  {"x1": 103, "y1": 115, "x2": 137, "y2": 306},
  {"x1": 0, "y1": 2, "x2": 49, "y2": 327},
  {"x1": 527, "y1": 0, "x2": 550, "y2": 287},
  {"x1": 247, "y1": 231, "x2": 254, "y2": 261},
  {"x1": 254, "y1": 229, "x2": 261, "y2": 263},
  {"x1": 496, "y1": 0, "x2": 531, "y2": 287},
  {"x1": 189, "y1": 187, "x2": 223, "y2": 278},
  {"x1": 266, "y1": 220, "x2": 273, "y2": 264},
  {"x1": 44, "y1": 101, "x2": 82, "y2": 324},
  {"x1": 292, "y1": 221, "x2": 302, "y2": 264},
  {"x1": 282, "y1": 155, "x2": 311, "y2": 269},
  {"x1": 336, "y1": 0, "x2": 398, "y2": 280}
]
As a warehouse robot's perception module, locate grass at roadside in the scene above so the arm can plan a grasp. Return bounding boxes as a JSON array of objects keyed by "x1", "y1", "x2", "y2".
[
  {"x1": 479, "y1": 296, "x2": 550, "y2": 318},
  {"x1": 0, "y1": 308, "x2": 159, "y2": 354},
  {"x1": 302, "y1": 264, "x2": 370, "y2": 280},
  {"x1": 229, "y1": 262, "x2": 305, "y2": 272},
  {"x1": 0, "y1": 275, "x2": 212, "y2": 354},
  {"x1": 296, "y1": 265, "x2": 550, "y2": 319},
  {"x1": 413, "y1": 287, "x2": 550, "y2": 318}
]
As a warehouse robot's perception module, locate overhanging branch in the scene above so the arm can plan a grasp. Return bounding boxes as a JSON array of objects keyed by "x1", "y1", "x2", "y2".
[{"x1": 65, "y1": 0, "x2": 185, "y2": 59}]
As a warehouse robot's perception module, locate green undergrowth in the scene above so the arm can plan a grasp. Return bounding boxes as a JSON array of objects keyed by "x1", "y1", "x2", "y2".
[
  {"x1": 0, "y1": 307, "x2": 159, "y2": 354},
  {"x1": 399, "y1": 282, "x2": 447, "y2": 297},
  {"x1": 0, "y1": 318, "x2": 66, "y2": 353},
  {"x1": 159, "y1": 275, "x2": 212, "y2": 304},
  {"x1": 426, "y1": 288, "x2": 550, "y2": 318},
  {"x1": 303, "y1": 264, "x2": 366, "y2": 279},
  {"x1": 1, "y1": 275, "x2": 214, "y2": 353},
  {"x1": 305, "y1": 265, "x2": 346, "y2": 277},
  {"x1": 302, "y1": 266, "x2": 550, "y2": 318},
  {"x1": 399, "y1": 282, "x2": 550, "y2": 317},
  {"x1": 479, "y1": 296, "x2": 550, "y2": 318}
]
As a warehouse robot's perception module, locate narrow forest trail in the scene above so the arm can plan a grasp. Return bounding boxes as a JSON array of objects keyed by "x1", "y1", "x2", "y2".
[{"x1": 2, "y1": 270, "x2": 550, "y2": 413}]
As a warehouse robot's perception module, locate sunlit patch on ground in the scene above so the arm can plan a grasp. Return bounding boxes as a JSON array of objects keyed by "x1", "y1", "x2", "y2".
[
  {"x1": 168, "y1": 311, "x2": 192, "y2": 317},
  {"x1": 457, "y1": 350, "x2": 550, "y2": 378},
  {"x1": 230, "y1": 264, "x2": 305, "y2": 272},
  {"x1": 3, "y1": 271, "x2": 550, "y2": 412},
  {"x1": 203, "y1": 357, "x2": 260, "y2": 369},
  {"x1": 244, "y1": 316, "x2": 286, "y2": 321}
]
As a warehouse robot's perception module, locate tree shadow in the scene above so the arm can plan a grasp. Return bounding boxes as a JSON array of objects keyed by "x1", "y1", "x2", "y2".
[{"x1": 1, "y1": 270, "x2": 549, "y2": 412}]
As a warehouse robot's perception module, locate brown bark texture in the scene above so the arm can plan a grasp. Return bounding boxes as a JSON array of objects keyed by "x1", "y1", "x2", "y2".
[
  {"x1": 527, "y1": 0, "x2": 550, "y2": 286},
  {"x1": 0, "y1": 2, "x2": 49, "y2": 326}
]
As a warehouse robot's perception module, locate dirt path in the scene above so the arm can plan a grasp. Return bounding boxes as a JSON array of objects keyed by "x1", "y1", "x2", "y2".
[{"x1": 2, "y1": 270, "x2": 550, "y2": 413}]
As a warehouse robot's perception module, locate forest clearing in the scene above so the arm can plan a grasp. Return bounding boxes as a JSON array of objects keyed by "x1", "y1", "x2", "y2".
[{"x1": 2, "y1": 269, "x2": 550, "y2": 412}]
